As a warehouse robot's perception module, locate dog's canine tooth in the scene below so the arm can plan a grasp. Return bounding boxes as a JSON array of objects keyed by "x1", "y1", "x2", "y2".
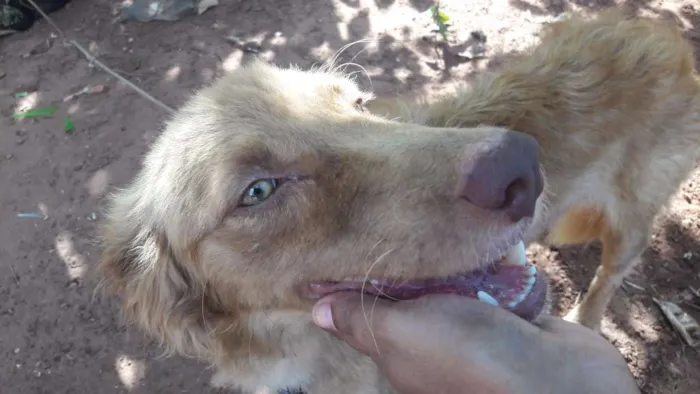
[
  {"x1": 477, "y1": 290, "x2": 499, "y2": 306},
  {"x1": 504, "y1": 241, "x2": 527, "y2": 266}
]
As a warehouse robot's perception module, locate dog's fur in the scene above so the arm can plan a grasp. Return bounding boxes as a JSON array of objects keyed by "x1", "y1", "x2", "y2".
[{"x1": 99, "y1": 9, "x2": 700, "y2": 394}]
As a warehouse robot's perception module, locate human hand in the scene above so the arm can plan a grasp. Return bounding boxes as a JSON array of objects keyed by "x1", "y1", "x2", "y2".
[{"x1": 312, "y1": 292, "x2": 640, "y2": 394}]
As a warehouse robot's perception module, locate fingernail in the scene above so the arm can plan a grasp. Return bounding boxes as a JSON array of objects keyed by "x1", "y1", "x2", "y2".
[{"x1": 312, "y1": 300, "x2": 337, "y2": 331}]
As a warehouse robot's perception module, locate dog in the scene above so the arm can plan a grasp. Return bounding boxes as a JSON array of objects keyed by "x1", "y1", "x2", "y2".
[
  {"x1": 367, "y1": 9, "x2": 700, "y2": 331},
  {"x1": 98, "y1": 9, "x2": 700, "y2": 394}
]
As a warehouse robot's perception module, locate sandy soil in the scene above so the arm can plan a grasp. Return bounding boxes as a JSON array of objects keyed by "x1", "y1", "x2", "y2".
[{"x1": 1, "y1": 0, "x2": 699, "y2": 393}]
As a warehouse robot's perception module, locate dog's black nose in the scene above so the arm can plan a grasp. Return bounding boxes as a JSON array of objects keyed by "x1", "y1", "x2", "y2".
[{"x1": 458, "y1": 132, "x2": 543, "y2": 222}]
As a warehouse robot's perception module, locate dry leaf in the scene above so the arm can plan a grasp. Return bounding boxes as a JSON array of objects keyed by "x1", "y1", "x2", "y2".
[{"x1": 654, "y1": 298, "x2": 700, "y2": 347}]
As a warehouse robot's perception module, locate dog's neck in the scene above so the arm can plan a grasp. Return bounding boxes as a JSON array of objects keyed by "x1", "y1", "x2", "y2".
[
  {"x1": 211, "y1": 310, "x2": 332, "y2": 392},
  {"x1": 211, "y1": 310, "x2": 388, "y2": 393}
]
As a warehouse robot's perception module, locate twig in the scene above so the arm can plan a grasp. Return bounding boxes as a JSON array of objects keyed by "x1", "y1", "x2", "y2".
[
  {"x1": 23, "y1": 0, "x2": 175, "y2": 114},
  {"x1": 649, "y1": 284, "x2": 661, "y2": 298},
  {"x1": 572, "y1": 291, "x2": 582, "y2": 305},
  {"x1": 684, "y1": 301, "x2": 700, "y2": 312},
  {"x1": 68, "y1": 39, "x2": 175, "y2": 114},
  {"x1": 690, "y1": 286, "x2": 700, "y2": 299},
  {"x1": 9, "y1": 264, "x2": 20, "y2": 287},
  {"x1": 622, "y1": 279, "x2": 646, "y2": 292}
]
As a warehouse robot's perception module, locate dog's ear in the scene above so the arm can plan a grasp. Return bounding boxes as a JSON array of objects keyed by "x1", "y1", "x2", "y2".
[{"x1": 98, "y1": 198, "x2": 223, "y2": 359}]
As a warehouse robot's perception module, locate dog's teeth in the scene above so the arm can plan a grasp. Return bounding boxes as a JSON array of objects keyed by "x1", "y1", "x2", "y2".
[
  {"x1": 526, "y1": 264, "x2": 537, "y2": 276},
  {"x1": 369, "y1": 279, "x2": 381, "y2": 287},
  {"x1": 524, "y1": 275, "x2": 536, "y2": 286},
  {"x1": 477, "y1": 291, "x2": 499, "y2": 306},
  {"x1": 504, "y1": 241, "x2": 527, "y2": 266},
  {"x1": 507, "y1": 290, "x2": 528, "y2": 308},
  {"x1": 505, "y1": 265, "x2": 538, "y2": 309}
]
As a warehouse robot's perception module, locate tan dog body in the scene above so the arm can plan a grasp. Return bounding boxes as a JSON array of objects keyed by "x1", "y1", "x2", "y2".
[
  {"x1": 100, "y1": 10, "x2": 700, "y2": 394},
  {"x1": 371, "y1": 10, "x2": 700, "y2": 331}
]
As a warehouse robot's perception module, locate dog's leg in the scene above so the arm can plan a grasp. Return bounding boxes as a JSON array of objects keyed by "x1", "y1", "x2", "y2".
[{"x1": 563, "y1": 225, "x2": 648, "y2": 331}]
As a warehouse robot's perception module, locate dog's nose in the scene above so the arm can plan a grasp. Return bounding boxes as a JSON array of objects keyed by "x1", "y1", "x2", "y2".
[{"x1": 458, "y1": 132, "x2": 543, "y2": 222}]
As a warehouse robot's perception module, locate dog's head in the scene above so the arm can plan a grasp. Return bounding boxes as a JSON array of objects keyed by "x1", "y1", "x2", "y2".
[{"x1": 99, "y1": 60, "x2": 549, "y2": 372}]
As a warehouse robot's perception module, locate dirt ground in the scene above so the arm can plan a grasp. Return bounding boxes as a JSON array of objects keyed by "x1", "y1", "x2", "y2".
[{"x1": 1, "y1": 0, "x2": 700, "y2": 393}]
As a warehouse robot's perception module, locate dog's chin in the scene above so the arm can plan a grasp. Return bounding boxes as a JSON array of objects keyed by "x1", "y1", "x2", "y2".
[{"x1": 306, "y1": 241, "x2": 550, "y2": 322}]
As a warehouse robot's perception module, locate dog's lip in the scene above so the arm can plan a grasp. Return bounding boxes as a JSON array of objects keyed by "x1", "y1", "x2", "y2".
[{"x1": 305, "y1": 241, "x2": 548, "y2": 322}]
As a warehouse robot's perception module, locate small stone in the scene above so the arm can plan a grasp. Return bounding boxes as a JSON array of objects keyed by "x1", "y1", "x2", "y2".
[
  {"x1": 242, "y1": 42, "x2": 261, "y2": 53},
  {"x1": 470, "y1": 30, "x2": 486, "y2": 43},
  {"x1": 684, "y1": 251, "x2": 693, "y2": 260},
  {"x1": 14, "y1": 348, "x2": 20, "y2": 354}
]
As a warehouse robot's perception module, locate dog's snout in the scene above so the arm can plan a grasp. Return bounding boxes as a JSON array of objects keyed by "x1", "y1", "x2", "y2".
[{"x1": 458, "y1": 132, "x2": 543, "y2": 222}]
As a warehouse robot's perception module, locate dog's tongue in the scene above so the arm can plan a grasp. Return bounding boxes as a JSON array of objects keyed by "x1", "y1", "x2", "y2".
[{"x1": 307, "y1": 242, "x2": 548, "y2": 321}]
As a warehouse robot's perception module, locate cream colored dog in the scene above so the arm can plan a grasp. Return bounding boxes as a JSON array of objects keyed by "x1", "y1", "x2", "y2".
[{"x1": 99, "y1": 10, "x2": 700, "y2": 394}]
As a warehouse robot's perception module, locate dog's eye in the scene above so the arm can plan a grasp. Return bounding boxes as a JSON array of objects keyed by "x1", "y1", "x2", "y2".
[
  {"x1": 354, "y1": 97, "x2": 365, "y2": 112},
  {"x1": 240, "y1": 179, "x2": 278, "y2": 206}
]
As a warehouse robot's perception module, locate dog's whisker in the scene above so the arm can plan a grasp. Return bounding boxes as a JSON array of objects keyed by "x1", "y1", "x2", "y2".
[
  {"x1": 334, "y1": 61, "x2": 373, "y2": 91},
  {"x1": 360, "y1": 247, "x2": 396, "y2": 358},
  {"x1": 368, "y1": 292, "x2": 384, "y2": 358},
  {"x1": 319, "y1": 38, "x2": 373, "y2": 75}
]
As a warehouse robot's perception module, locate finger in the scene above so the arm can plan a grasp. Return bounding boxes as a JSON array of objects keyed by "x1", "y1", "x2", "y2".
[
  {"x1": 312, "y1": 292, "x2": 394, "y2": 357},
  {"x1": 404, "y1": 294, "x2": 537, "y2": 329}
]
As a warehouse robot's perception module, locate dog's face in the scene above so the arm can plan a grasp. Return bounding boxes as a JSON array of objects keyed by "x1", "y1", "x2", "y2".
[{"x1": 100, "y1": 60, "x2": 549, "y2": 367}]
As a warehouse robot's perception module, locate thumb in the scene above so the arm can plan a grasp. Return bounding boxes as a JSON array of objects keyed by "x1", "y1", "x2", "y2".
[{"x1": 311, "y1": 292, "x2": 394, "y2": 357}]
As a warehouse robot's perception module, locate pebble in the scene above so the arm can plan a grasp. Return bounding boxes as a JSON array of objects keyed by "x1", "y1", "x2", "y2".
[{"x1": 470, "y1": 30, "x2": 486, "y2": 43}]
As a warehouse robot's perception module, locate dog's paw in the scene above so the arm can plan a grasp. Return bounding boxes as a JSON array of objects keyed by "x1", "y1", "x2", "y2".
[{"x1": 563, "y1": 304, "x2": 602, "y2": 332}]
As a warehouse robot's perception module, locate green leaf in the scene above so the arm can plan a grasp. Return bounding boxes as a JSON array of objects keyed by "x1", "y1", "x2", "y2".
[
  {"x1": 429, "y1": 3, "x2": 450, "y2": 39},
  {"x1": 64, "y1": 116, "x2": 74, "y2": 133},
  {"x1": 11, "y1": 105, "x2": 59, "y2": 119}
]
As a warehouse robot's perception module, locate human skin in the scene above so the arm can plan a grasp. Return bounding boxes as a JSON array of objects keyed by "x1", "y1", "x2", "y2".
[{"x1": 312, "y1": 293, "x2": 641, "y2": 394}]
